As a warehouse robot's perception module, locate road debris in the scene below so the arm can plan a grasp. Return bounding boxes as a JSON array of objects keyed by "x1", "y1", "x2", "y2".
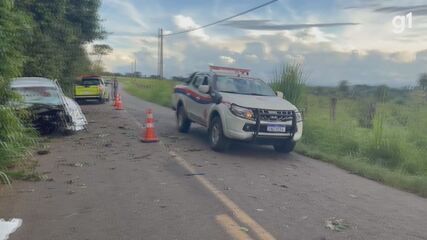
[
  {"x1": 37, "y1": 149, "x2": 50, "y2": 155},
  {"x1": 349, "y1": 194, "x2": 358, "y2": 199},
  {"x1": 184, "y1": 173, "x2": 205, "y2": 177},
  {"x1": 325, "y1": 217, "x2": 350, "y2": 232},
  {"x1": 272, "y1": 183, "x2": 288, "y2": 189},
  {"x1": 256, "y1": 209, "x2": 264, "y2": 212},
  {"x1": 240, "y1": 227, "x2": 249, "y2": 233},
  {"x1": 0, "y1": 218, "x2": 22, "y2": 240},
  {"x1": 184, "y1": 148, "x2": 203, "y2": 152},
  {"x1": 17, "y1": 189, "x2": 35, "y2": 193},
  {"x1": 41, "y1": 175, "x2": 54, "y2": 182},
  {"x1": 133, "y1": 154, "x2": 151, "y2": 160},
  {"x1": 60, "y1": 162, "x2": 85, "y2": 167}
]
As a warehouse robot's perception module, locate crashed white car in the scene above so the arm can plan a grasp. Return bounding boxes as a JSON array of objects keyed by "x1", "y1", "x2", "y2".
[
  {"x1": 11, "y1": 77, "x2": 87, "y2": 134},
  {"x1": 172, "y1": 66, "x2": 303, "y2": 153}
]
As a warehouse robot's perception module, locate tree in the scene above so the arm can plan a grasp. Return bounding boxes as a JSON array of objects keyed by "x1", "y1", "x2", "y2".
[
  {"x1": 15, "y1": 0, "x2": 105, "y2": 93},
  {"x1": 90, "y1": 44, "x2": 113, "y2": 74},
  {"x1": 419, "y1": 73, "x2": 427, "y2": 91},
  {"x1": 0, "y1": 0, "x2": 30, "y2": 104},
  {"x1": 338, "y1": 80, "x2": 350, "y2": 97}
]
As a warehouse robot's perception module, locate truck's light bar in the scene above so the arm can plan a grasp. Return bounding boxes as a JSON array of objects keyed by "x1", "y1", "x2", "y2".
[{"x1": 209, "y1": 65, "x2": 251, "y2": 76}]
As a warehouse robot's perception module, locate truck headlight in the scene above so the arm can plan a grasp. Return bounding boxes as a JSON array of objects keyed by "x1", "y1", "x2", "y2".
[
  {"x1": 230, "y1": 104, "x2": 254, "y2": 120},
  {"x1": 295, "y1": 111, "x2": 303, "y2": 122}
]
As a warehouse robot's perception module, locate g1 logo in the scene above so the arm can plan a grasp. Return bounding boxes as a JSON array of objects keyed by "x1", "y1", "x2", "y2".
[{"x1": 392, "y1": 12, "x2": 413, "y2": 34}]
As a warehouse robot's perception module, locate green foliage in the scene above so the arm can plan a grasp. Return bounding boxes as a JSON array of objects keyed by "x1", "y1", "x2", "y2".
[
  {"x1": 15, "y1": 0, "x2": 105, "y2": 94},
  {"x1": 299, "y1": 93, "x2": 427, "y2": 197},
  {"x1": 0, "y1": 0, "x2": 31, "y2": 104},
  {"x1": 0, "y1": 107, "x2": 37, "y2": 169},
  {"x1": 338, "y1": 80, "x2": 350, "y2": 97},
  {"x1": 419, "y1": 73, "x2": 427, "y2": 91},
  {"x1": 271, "y1": 63, "x2": 306, "y2": 107},
  {"x1": 0, "y1": 0, "x2": 104, "y2": 178},
  {"x1": 121, "y1": 78, "x2": 177, "y2": 108}
]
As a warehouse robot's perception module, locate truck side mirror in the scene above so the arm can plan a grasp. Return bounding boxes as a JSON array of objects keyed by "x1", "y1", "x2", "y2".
[
  {"x1": 276, "y1": 91, "x2": 284, "y2": 99},
  {"x1": 211, "y1": 92, "x2": 222, "y2": 104}
]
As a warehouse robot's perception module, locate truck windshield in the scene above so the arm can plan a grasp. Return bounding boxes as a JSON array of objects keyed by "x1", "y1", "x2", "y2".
[
  {"x1": 214, "y1": 76, "x2": 276, "y2": 96},
  {"x1": 82, "y1": 79, "x2": 100, "y2": 85}
]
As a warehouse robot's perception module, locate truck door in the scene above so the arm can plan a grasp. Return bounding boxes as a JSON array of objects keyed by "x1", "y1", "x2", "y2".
[
  {"x1": 186, "y1": 74, "x2": 204, "y2": 121},
  {"x1": 193, "y1": 75, "x2": 213, "y2": 125}
]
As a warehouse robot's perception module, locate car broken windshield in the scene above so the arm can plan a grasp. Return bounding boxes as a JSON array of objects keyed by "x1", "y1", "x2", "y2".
[
  {"x1": 214, "y1": 76, "x2": 276, "y2": 96},
  {"x1": 12, "y1": 87, "x2": 62, "y2": 106}
]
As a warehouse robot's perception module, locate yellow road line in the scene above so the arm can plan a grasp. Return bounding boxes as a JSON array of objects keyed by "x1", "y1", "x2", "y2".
[
  {"x1": 216, "y1": 214, "x2": 255, "y2": 240},
  {"x1": 167, "y1": 149, "x2": 276, "y2": 240}
]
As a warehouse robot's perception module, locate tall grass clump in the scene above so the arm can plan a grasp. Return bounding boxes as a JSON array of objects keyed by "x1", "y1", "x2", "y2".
[
  {"x1": 271, "y1": 62, "x2": 306, "y2": 107},
  {"x1": 0, "y1": 106, "x2": 37, "y2": 178}
]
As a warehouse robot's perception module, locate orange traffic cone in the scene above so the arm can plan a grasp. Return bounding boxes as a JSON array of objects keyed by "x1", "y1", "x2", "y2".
[
  {"x1": 115, "y1": 95, "x2": 124, "y2": 110},
  {"x1": 140, "y1": 109, "x2": 159, "y2": 143}
]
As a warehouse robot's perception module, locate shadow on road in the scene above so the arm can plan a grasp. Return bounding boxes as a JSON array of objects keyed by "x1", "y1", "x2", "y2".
[{"x1": 182, "y1": 126, "x2": 294, "y2": 161}]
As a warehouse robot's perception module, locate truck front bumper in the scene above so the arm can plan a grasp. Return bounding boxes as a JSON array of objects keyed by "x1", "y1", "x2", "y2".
[{"x1": 223, "y1": 110, "x2": 303, "y2": 143}]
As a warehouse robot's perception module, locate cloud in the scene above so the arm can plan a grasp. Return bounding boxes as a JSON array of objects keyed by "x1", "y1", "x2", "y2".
[
  {"x1": 220, "y1": 56, "x2": 236, "y2": 64},
  {"x1": 103, "y1": 0, "x2": 147, "y2": 30},
  {"x1": 173, "y1": 15, "x2": 210, "y2": 41},
  {"x1": 222, "y1": 20, "x2": 360, "y2": 31},
  {"x1": 374, "y1": 4, "x2": 427, "y2": 13},
  {"x1": 127, "y1": 29, "x2": 427, "y2": 87}
]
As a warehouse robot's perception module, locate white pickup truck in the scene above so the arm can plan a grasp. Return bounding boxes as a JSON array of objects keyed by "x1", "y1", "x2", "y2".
[{"x1": 171, "y1": 66, "x2": 303, "y2": 152}]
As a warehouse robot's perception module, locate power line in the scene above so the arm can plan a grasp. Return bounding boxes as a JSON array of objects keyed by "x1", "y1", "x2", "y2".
[{"x1": 163, "y1": 0, "x2": 279, "y2": 37}]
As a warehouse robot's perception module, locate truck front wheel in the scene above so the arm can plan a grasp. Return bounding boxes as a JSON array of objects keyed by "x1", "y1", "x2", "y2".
[
  {"x1": 273, "y1": 140, "x2": 296, "y2": 153},
  {"x1": 209, "y1": 116, "x2": 230, "y2": 152}
]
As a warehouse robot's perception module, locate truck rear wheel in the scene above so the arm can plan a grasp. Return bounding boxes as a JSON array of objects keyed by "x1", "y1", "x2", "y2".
[
  {"x1": 209, "y1": 116, "x2": 230, "y2": 152},
  {"x1": 273, "y1": 140, "x2": 296, "y2": 153},
  {"x1": 177, "y1": 106, "x2": 191, "y2": 133}
]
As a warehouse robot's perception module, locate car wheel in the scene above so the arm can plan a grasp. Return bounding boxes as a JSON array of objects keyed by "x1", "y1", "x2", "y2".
[
  {"x1": 177, "y1": 106, "x2": 191, "y2": 133},
  {"x1": 273, "y1": 140, "x2": 296, "y2": 153},
  {"x1": 209, "y1": 116, "x2": 230, "y2": 152}
]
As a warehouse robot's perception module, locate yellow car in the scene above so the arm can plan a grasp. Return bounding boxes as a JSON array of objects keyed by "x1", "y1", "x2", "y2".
[{"x1": 74, "y1": 75, "x2": 109, "y2": 103}]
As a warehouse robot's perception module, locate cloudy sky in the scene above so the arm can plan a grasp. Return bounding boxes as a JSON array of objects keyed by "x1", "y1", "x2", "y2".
[{"x1": 95, "y1": 0, "x2": 427, "y2": 87}]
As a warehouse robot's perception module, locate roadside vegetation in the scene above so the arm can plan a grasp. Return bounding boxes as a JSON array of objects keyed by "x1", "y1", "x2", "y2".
[
  {"x1": 117, "y1": 64, "x2": 427, "y2": 197},
  {"x1": 0, "y1": 0, "x2": 104, "y2": 182},
  {"x1": 121, "y1": 78, "x2": 177, "y2": 107}
]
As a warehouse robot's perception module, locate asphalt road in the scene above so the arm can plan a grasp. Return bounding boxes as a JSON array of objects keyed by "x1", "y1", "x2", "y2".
[{"x1": 1, "y1": 88, "x2": 427, "y2": 240}]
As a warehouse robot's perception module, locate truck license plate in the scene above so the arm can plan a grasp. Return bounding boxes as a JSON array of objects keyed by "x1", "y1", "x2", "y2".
[{"x1": 267, "y1": 125, "x2": 287, "y2": 133}]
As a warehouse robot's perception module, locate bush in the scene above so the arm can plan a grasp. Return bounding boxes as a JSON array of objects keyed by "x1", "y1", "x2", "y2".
[
  {"x1": 271, "y1": 62, "x2": 306, "y2": 107},
  {"x1": 0, "y1": 106, "x2": 36, "y2": 170}
]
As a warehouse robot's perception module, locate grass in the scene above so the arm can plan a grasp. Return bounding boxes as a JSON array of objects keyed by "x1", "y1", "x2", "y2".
[
  {"x1": 297, "y1": 94, "x2": 427, "y2": 197},
  {"x1": 117, "y1": 76, "x2": 427, "y2": 197},
  {"x1": 0, "y1": 106, "x2": 38, "y2": 184},
  {"x1": 120, "y1": 77, "x2": 177, "y2": 108}
]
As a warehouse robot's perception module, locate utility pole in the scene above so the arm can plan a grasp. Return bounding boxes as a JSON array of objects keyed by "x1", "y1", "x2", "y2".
[
  {"x1": 134, "y1": 59, "x2": 137, "y2": 79},
  {"x1": 157, "y1": 28, "x2": 163, "y2": 80}
]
